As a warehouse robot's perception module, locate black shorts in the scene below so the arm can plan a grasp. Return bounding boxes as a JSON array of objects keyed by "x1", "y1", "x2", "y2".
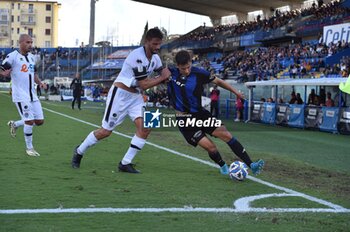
[{"x1": 176, "y1": 109, "x2": 221, "y2": 147}]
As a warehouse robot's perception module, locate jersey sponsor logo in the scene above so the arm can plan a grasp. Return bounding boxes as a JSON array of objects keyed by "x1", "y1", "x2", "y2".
[
  {"x1": 171, "y1": 78, "x2": 185, "y2": 87},
  {"x1": 20, "y1": 64, "x2": 34, "y2": 73},
  {"x1": 21, "y1": 64, "x2": 29, "y2": 72}
]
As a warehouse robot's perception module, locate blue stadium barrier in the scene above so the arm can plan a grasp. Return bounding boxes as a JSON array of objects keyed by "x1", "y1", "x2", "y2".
[
  {"x1": 244, "y1": 100, "x2": 249, "y2": 121},
  {"x1": 276, "y1": 104, "x2": 289, "y2": 126},
  {"x1": 261, "y1": 102, "x2": 276, "y2": 124},
  {"x1": 304, "y1": 106, "x2": 322, "y2": 129},
  {"x1": 287, "y1": 104, "x2": 305, "y2": 128},
  {"x1": 338, "y1": 107, "x2": 350, "y2": 135},
  {"x1": 325, "y1": 48, "x2": 350, "y2": 66},
  {"x1": 319, "y1": 107, "x2": 340, "y2": 133},
  {"x1": 342, "y1": 0, "x2": 350, "y2": 8},
  {"x1": 250, "y1": 101, "x2": 264, "y2": 122}
]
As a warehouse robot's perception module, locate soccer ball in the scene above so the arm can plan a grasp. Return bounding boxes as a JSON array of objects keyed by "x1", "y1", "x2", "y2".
[{"x1": 229, "y1": 161, "x2": 248, "y2": 181}]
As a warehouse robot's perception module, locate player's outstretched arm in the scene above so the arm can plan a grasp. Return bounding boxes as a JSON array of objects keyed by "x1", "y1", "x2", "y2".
[
  {"x1": 138, "y1": 68, "x2": 171, "y2": 90},
  {"x1": 213, "y1": 76, "x2": 244, "y2": 99}
]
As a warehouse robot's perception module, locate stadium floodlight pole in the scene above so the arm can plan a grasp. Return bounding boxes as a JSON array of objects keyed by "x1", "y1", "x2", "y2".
[
  {"x1": 41, "y1": 56, "x2": 44, "y2": 84},
  {"x1": 56, "y1": 50, "x2": 60, "y2": 78},
  {"x1": 76, "y1": 49, "x2": 80, "y2": 74},
  {"x1": 247, "y1": 87, "x2": 253, "y2": 122},
  {"x1": 89, "y1": 0, "x2": 98, "y2": 47}
]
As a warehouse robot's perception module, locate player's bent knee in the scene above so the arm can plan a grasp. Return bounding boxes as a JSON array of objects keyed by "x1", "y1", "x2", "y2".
[
  {"x1": 215, "y1": 130, "x2": 232, "y2": 142},
  {"x1": 207, "y1": 146, "x2": 218, "y2": 153},
  {"x1": 94, "y1": 128, "x2": 112, "y2": 139},
  {"x1": 34, "y1": 120, "x2": 44, "y2": 126},
  {"x1": 24, "y1": 120, "x2": 35, "y2": 126}
]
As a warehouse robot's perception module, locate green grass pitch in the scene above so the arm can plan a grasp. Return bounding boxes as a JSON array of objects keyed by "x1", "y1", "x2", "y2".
[{"x1": 0, "y1": 93, "x2": 349, "y2": 231}]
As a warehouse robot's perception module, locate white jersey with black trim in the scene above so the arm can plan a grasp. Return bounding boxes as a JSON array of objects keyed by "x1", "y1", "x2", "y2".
[
  {"x1": 2, "y1": 50, "x2": 38, "y2": 102},
  {"x1": 115, "y1": 46, "x2": 163, "y2": 88}
]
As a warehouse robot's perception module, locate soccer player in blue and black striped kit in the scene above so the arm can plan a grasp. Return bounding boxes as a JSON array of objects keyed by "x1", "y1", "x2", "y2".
[{"x1": 167, "y1": 50, "x2": 264, "y2": 175}]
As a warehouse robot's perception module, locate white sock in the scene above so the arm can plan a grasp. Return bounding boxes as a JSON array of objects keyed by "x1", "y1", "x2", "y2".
[
  {"x1": 14, "y1": 120, "x2": 24, "y2": 128},
  {"x1": 77, "y1": 131, "x2": 98, "y2": 155},
  {"x1": 121, "y1": 135, "x2": 146, "y2": 165},
  {"x1": 23, "y1": 124, "x2": 33, "y2": 149}
]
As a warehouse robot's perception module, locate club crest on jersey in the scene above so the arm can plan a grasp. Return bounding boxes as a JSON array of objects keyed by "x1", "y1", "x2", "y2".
[{"x1": 109, "y1": 121, "x2": 115, "y2": 128}]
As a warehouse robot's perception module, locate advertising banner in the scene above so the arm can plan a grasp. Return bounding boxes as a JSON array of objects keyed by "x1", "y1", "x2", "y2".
[
  {"x1": 287, "y1": 104, "x2": 304, "y2": 128},
  {"x1": 323, "y1": 23, "x2": 350, "y2": 46},
  {"x1": 319, "y1": 107, "x2": 339, "y2": 133}
]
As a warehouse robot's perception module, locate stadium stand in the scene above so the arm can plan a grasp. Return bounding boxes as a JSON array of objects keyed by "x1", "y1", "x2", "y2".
[{"x1": 1, "y1": 0, "x2": 349, "y2": 133}]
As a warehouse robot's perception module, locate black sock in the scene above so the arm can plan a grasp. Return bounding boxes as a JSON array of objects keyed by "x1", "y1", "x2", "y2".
[
  {"x1": 208, "y1": 151, "x2": 226, "y2": 167},
  {"x1": 227, "y1": 138, "x2": 253, "y2": 167}
]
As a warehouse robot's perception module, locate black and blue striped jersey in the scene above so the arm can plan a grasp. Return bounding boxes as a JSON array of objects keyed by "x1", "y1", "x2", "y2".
[{"x1": 167, "y1": 67, "x2": 215, "y2": 113}]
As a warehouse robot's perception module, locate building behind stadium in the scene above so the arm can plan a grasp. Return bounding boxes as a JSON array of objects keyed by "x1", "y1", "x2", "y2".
[{"x1": 0, "y1": 0, "x2": 60, "y2": 48}]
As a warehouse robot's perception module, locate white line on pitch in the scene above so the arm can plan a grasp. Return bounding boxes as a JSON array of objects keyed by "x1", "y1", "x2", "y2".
[
  {"x1": 40, "y1": 107, "x2": 348, "y2": 211},
  {"x1": 0, "y1": 207, "x2": 349, "y2": 214},
  {"x1": 1, "y1": 96, "x2": 349, "y2": 214}
]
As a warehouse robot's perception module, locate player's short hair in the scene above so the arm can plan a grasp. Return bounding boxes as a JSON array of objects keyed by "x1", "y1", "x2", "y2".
[
  {"x1": 19, "y1": 34, "x2": 31, "y2": 43},
  {"x1": 175, "y1": 50, "x2": 191, "y2": 65},
  {"x1": 145, "y1": 28, "x2": 163, "y2": 40}
]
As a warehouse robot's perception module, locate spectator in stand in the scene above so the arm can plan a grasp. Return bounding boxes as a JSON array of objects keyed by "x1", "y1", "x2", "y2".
[
  {"x1": 296, "y1": 93, "x2": 304, "y2": 104},
  {"x1": 290, "y1": 65, "x2": 298, "y2": 79},
  {"x1": 308, "y1": 89, "x2": 320, "y2": 105},
  {"x1": 289, "y1": 91, "x2": 297, "y2": 104},
  {"x1": 210, "y1": 85, "x2": 220, "y2": 118},
  {"x1": 267, "y1": 97, "x2": 274, "y2": 103},
  {"x1": 319, "y1": 88, "x2": 326, "y2": 105},
  {"x1": 325, "y1": 92, "x2": 334, "y2": 107}
]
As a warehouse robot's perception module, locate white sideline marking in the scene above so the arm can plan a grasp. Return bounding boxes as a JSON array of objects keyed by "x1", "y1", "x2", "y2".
[
  {"x1": 0, "y1": 207, "x2": 349, "y2": 214},
  {"x1": 1, "y1": 99, "x2": 349, "y2": 214},
  {"x1": 44, "y1": 101, "x2": 105, "y2": 110}
]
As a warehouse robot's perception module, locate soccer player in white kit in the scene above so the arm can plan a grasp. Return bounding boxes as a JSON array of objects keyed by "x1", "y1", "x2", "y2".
[
  {"x1": 0, "y1": 34, "x2": 44, "y2": 157},
  {"x1": 72, "y1": 28, "x2": 171, "y2": 173}
]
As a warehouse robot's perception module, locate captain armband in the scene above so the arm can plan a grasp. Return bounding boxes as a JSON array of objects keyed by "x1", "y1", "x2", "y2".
[{"x1": 0, "y1": 62, "x2": 12, "y2": 71}]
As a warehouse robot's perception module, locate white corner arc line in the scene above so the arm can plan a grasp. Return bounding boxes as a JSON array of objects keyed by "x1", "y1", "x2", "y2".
[
  {"x1": 231, "y1": 193, "x2": 350, "y2": 213},
  {"x1": 234, "y1": 193, "x2": 300, "y2": 211},
  {"x1": 11, "y1": 107, "x2": 342, "y2": 213},
  {"x1": 247, "y1": 176, "x2": 347, "y2": 210}
]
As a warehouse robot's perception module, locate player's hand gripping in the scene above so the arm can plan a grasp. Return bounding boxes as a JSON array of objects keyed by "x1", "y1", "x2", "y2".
[{"x1": 160, "y1": 68, "x2": 171, "y2": 82}]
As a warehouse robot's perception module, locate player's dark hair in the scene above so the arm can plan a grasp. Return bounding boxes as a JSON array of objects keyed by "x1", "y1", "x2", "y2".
[
  {"x1": 175, "y1": 50, "x2": 191, "y2": 65},
  {"x1": 145, "y1": 28, "x2": 163, "y2": 40}
]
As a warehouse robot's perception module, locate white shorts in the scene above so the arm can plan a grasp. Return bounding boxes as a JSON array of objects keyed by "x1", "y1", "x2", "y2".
[
  {"x1": 15, "y1": 100, "x2": 44, "y2": 121},
  {"x1": 102, "y1": 86, "x2": 145, "y2": 131}
]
